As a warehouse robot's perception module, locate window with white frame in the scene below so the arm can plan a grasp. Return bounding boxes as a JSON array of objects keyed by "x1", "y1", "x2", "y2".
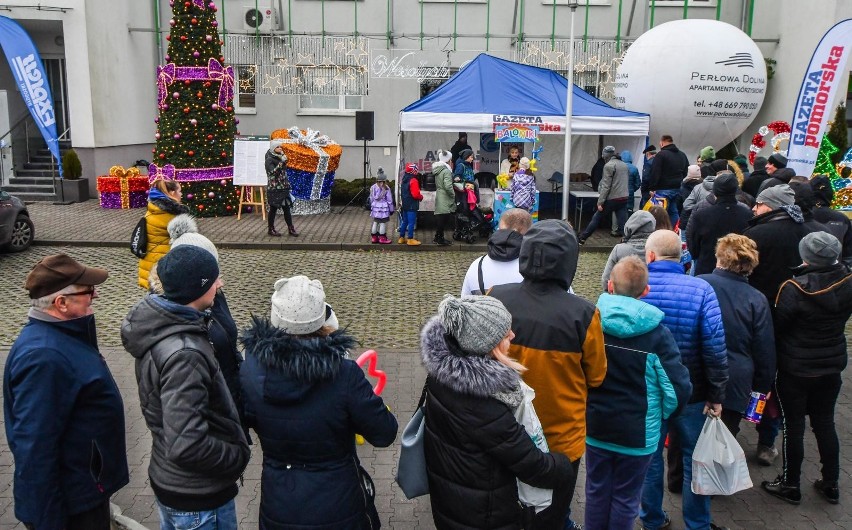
[
  {"x1": 297, "y1": 66, "x2": 363, "y2": 112},
  {"x1": 235, "y1": 64, "x2": 257, "y2": 111},
  {"x1": 649, "y1": 0, "x2": 717, "y2": 6}
]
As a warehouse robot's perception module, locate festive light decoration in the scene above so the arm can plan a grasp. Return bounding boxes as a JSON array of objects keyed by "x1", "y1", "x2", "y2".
[
  {"x1": 271, "y1": 127, "x2": 342, "y2": 214},
  {"x1": 748, "y1": 121, "x2": 791, "y2": 165},
  {"x1": 814, "y1": 134, "x2": 840, "y2": 179},
  {"x1": 96, "y1": 166, "x2": 148, "y2": 209},
  {"x1": 154, "y1": 0, "x2": 238, "y2": 217}
]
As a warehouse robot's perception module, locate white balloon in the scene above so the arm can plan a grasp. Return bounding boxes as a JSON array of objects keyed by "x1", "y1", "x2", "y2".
[{"x1": 615, "y1": 19, "x2": 767, "y2": 159}]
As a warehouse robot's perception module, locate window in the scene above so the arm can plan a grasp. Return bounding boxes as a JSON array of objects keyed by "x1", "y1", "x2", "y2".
[
  {"x1": 297, "y1": 65, "x2": 363, "y2": 113},
  {"x1": 235, "y1": 65, "x2": 257, "y2": 113},
  {"x1": 298, "y1": 95, "x2": 362, "y2": 112},
  {"x1": 542, "y1": 1, "x2": 611, "y2": 5},
  {"x1": 649, "y1": 0, "x2": 717, "y2": 5},
  {"x1": 419, "y1": 69, "x2": 459, "y2": 98}
]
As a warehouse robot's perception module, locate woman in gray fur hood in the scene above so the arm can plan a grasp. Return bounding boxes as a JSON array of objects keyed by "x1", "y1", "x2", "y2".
[{"x1": 420, "y1": 295, "x2": 572, "y2": 530}]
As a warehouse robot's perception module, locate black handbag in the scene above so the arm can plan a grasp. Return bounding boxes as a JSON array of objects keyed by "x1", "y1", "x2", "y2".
[{"x1": 130, "y1": 216, "x2": 148, "y2": 258}]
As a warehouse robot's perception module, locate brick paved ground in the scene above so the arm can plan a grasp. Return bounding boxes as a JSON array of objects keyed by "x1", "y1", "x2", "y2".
[{"x1": 0, "y1": 203, "x2": 850, "y2": 529}]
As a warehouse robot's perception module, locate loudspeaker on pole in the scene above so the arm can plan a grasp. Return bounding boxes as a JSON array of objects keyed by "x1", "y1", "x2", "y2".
[{"x1": 355, "y1": 111, "x2": 375, "y2": 141}]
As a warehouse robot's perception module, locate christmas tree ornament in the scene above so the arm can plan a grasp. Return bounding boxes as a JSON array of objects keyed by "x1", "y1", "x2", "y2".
[
  {"x1": 211, "y1": 104, "x2": 218, "y2": 110},
  {"x1": 208, "y1": 191, "x2": 215, "y2": 198},
  {"x1": 206, "y1": 35, "x2": 213, "y2": 42},
  {"x1": 172, "y1": 92, "x2": 180, "y2": 99},
  {"x1": 173, "y1": 133, "x2": 181, "y2": 139},
  {"x1": 155, "y1": 133, "x2": 161, "y2": 139},
  {"x1": 193, "y1": 51, "x2": 200, "y2": 58}
]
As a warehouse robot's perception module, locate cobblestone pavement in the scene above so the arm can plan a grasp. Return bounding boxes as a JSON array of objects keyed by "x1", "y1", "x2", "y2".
[{"x1": 0, "y1": 240, "x2": 851, "y2": 527}]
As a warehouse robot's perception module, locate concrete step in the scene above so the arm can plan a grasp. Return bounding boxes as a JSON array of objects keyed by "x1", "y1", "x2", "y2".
[
  {"x1": 4, "y1": 191, "x2": 57, "y2": 202},
  {"x1": 23, "y1": 161, "x2": 56, "y2": 170},
  {"x1": 2, "y1": 183, "x2": 56, "y2": 194},
  {"x1": 8, "y1": 176, "x2": 55, "y2": 186},
  {"x1": 13, "y1": 168, "x2": 55, "y2": 178}
]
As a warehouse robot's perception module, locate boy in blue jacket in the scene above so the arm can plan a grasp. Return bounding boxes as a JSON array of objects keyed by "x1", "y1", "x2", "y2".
[{"x1": 585, "y1": 256, "x2": 691, "y2": 530}]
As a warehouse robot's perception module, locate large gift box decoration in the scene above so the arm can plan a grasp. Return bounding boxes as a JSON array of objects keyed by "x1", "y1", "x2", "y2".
[
  {"x1": 271, "y1": 127, "x2": 342, "y2": 215},
  {"x1": 97, "y1": 166, "x2": 148, "y2": 209},
  {"x1": 492, "y1": 189, "x2": 540, "y2": 228}
]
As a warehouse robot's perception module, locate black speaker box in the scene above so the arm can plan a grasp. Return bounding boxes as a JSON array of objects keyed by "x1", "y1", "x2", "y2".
[{"x1": 355, "y1": 111, "x2": 375, "y2": 141}]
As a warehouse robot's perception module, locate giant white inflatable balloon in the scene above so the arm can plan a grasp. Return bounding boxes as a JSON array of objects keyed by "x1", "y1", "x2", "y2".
[{"x1": 615, "y1": 19, "x2": 767, "y2": 159}]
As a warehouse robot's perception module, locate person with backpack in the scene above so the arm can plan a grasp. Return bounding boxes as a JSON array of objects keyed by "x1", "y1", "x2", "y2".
[{"x1": 398, "y1": 162, "x2": 424, "y2": 246}]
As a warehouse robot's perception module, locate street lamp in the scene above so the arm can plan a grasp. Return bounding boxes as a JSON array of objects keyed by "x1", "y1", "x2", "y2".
[{"x1": 561, "y1": 0, "x2": 579, "y2": 222}]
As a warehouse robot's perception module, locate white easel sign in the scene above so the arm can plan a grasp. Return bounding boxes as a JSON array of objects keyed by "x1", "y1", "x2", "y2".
[{"x1": 233, "y1": 136, "x2": 270, "y2": 186}]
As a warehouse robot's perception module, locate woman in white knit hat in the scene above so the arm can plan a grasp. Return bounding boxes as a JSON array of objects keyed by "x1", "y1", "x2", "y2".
[
  {"x1": 240, "y1": 276, "x2": 397, "y2": 529},
  {"x1": 420, "y1": 294, "x2": 572, "y2": 529}
]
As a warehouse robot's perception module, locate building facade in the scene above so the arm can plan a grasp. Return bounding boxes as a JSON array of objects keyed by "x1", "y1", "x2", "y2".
[{"x1": 0, "y1": 0, "x2": 850, "y2": 196}]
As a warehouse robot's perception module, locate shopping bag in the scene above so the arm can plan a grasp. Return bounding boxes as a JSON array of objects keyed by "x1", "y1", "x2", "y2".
[
  {"x1": 396, "y1": 384, "x2": 429, "y2": 499},
  {"x1": 642, "y1": 193, "x2": 668, "y2": 212},
  {"x1": 514, "y1": 381, "x2": 553, "y2": 513},
  {"x1": 691, "y1": 415, "x2": 753, "y2": 496}
]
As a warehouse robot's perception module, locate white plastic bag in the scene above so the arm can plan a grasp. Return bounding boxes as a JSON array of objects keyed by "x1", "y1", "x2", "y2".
[
  {"x1": 691, "y1": 415, "x2": 753, "y2": 496},
  {"x1": 514, "y1": 381, "x2": 553, "y2": 512}
]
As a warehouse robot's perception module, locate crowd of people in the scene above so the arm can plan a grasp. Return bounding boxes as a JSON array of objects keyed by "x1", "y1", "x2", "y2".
[{"x1": 4, "y1": 134, "x2": 852, "y2": 530}]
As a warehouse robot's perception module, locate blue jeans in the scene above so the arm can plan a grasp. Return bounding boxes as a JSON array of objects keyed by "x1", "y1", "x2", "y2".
[
  {"x1": 398, "y1": 210, "x2": 417, "y2": 239},
  {"x1": 652, "y1": 189, "x2": 681, "y2": 227},
  {"x1": 640, "y1": 402, "x2": 711, "y2": 530},
  {"x1": 157, "y1": 499, "x2": 237, "y2": 530},
  {"x1": 757, "y1": 415, "x2": 780, "y2": 448},
  {"x1": 585, "y1": 445, "x2": 653, "y2": 530}
]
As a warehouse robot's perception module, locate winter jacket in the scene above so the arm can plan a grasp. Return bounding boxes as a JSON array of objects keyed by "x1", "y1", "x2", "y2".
[
  {"x1": 699, "y1": 269, "x2": 776, "y2": 413},
  {"x1": 433, "y1": 161, "x2": 456, "y2": 216},
  {"x1": 681, "y1": 175, "x2": 716, "y2": 221},
  {"x1": 644, "y1": 143, "x2": 689, "y2": 192},
  {"x1": 209, "y1": 291, "x2": 249, "y2": 440},
  {"x1": 774, "y1": 264, "x2": 852, "y2": 377},
  {"x1": 742, "y1": 168, "x2": 770, "y2": 198},
  {"x1": 686, "y1": 196, "x2": 753, "y2": 276},
  {"x1": 744, "y1": 205, "x2": 827, "y2": 303},
  {"x1": 490, "y1": 221, "x2": 607, "y2": 460},
  {"x1": 454, "y1": 159, "x2": 475, "y2": 183},
  {"x1": 645, "y1": 260, "x2": 728, "y2": 404},
  {"x1": 587, "y1": 294, "x2": 691, "y2": 456},
  {"x1": 239, "y1": 318, "x2": 397, "y2": 529},
  {"x1": 401, "y1": 172, "x2": 423, "y2": 212},
  {"x1": 265, "y1": 149, "x2": 291, "y2": 190},
  {"x1": 420, "y1": 317, "x2": 572, "y2": 530},
  {"x1": 590, "y1": 157, "x2": 605, "y2": 191},
  {"x1": 369, "y1": 183, "x2": 394, "y2": 219},
  {"x1": 621, "y1": 150, "x2": 642, "y2": 203},
  {"x1": 597, "y1": 157, "x2": 629, "y2": 204},
  {"x1": 757, "y1": 168, "x2": 796, "y2": 194},
  {"x1": 813, "y1": 206, "x2": 852, "y2": 266},
  {"x1": 450, "y1": 140, "x2": 471, "y2": 164},
  {"x1": 4, "y1": 313, "x2": 129, "y2": 529},
  {"x1": 461, "y1": 229, "x2": 523, "y2": 295},
  {"x1": 600, "y1": 210, "x2": 655, "y2": 291},
  {"x1": 121, "y1": 296, "x2": 250, "y2": 510},
  {"x1": 510, "y1": 170, "x2": 536, "y2": 210},
  {"x1": 138, "y1": 189, "x2": 189, "y2": 289}
]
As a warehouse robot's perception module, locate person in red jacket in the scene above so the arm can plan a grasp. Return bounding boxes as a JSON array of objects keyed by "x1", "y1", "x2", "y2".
[{"x1": 398, "y1": 162, "x2": 424, "y2": 246}]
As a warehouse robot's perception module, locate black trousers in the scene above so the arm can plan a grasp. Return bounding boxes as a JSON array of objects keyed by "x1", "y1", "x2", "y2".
[
  {"x1": 721, "y1": 408, "x2": 743, "y2": 438},
  {"x1": 533, "y1": 458, "x2": 581, "y2": 530},
  {"x1": 434, "y1": 213, "x2": 452, "y2": 241},
  {"x1": 25, "y1": 499, "x2": 110, "y2": 530},
  {"x1": 267, "y1": 190, "x2": 294, "y2": 229},
  {"x1": 777, "y1": 370, "x2": 842, "y2": 486}
]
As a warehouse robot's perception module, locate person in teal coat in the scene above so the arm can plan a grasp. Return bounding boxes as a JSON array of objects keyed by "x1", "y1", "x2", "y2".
[{"x1": 433, "y1": 149, "x2": 455, "y2": 245}]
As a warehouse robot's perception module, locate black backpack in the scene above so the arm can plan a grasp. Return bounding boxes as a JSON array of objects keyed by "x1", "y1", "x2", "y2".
[{"x1": 130, "y1": 216, "x2": 148, "y2": 258}]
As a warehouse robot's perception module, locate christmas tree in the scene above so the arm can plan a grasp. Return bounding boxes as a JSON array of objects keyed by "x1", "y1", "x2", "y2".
[{"x1": 151, "y1": 0, "x2": 240, "y2": 217}]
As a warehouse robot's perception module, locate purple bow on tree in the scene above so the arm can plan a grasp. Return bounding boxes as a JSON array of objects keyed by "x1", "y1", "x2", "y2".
[
  {"x1": 148, "y1": 163, "x2": 177, "y2": 183},
  {"x1": 207, "y1": 58, "x2": 235, "y2": 108},
  {"x1": 156, "y1": 64, "x2": 176, "y2": 109}
]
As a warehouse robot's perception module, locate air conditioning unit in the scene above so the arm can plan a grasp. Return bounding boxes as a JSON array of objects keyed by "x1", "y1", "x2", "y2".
[{"x1": 243, "y1": 6, "x2": 278, "y2": 32}]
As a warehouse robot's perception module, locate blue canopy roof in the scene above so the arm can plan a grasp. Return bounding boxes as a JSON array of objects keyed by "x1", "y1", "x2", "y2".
[{"x1": 402, "y1": 53, "x2": 648, "y2": 119}]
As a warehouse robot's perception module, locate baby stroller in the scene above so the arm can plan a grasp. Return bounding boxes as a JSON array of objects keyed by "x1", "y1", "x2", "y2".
[{"x1": 452, "y1": 185, "x2": 493, "y2": 244}]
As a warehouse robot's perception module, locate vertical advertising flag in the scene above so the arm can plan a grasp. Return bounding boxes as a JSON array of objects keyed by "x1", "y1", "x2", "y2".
[
  {"x1": 787, "y1": 19, "x2": 852, "y2": 177},
  {"x1": 0, "y1": 16, "x2": 62, "y2": 176}
]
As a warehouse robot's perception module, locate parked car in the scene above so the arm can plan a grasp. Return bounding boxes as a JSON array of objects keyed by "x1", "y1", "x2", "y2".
[{"x1": 0, "y1": 191, "x2": 34, "y2": 252}]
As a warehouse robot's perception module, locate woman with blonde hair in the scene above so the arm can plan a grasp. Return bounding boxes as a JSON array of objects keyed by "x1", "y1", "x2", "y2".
[
  {"x1": 421, "y1": 294, "x2": 572, "y2": 529},
  {"x1": 697, "y1": 234, "x2": 775, "y2": 437},
  {"x1": 137, "y1": 179, "x2": 188, "y2": 289}
]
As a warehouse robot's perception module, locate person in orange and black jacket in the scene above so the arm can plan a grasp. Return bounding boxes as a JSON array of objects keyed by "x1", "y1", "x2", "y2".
[{"x1": 490, "y1": 219, "x2": 607, "y2": 530}]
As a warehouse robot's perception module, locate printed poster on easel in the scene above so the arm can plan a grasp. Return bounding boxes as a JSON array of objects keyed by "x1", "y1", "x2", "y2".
[{"x1": 234, "y1": 135, "x2": 269, "y2": 220}]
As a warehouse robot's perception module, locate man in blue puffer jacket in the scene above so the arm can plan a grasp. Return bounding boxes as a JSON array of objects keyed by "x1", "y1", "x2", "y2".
[
  {"x1": 586, "y1": 256, "x2": 691, "y2": 530},
  {"x1": 639, "y1": 230, "x2": 729, "y2": 530}
]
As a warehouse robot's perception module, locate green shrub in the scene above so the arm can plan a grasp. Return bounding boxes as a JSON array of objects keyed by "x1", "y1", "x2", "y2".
[
  {"x1": 62, "y1": 149, "x2": 83, "y2": 180},
  {"x1": 330, "y1": 177, "x2": 394, "y2": 205}
]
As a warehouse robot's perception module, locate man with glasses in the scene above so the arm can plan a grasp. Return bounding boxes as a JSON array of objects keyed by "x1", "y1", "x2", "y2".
[{"x1": 4, "y1": 254, "x2": 128, "y2": 529}]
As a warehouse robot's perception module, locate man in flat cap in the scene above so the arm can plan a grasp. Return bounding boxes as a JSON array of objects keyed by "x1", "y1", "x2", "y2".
[{"x1": 4, "y1": 254, "x2": 128, "y2": 529}]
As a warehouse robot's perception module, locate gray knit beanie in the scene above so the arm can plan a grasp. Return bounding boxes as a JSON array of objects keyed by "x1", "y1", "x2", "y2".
[
  {"x1": 439, "y1": 295, "x2": 512, "y2": 356},
  {"x1": 756, "y1": 184, "x2": 795, "y2": 210},
  {"x1": 799, "y1": 231, "x2": 841, "y2": 267}
]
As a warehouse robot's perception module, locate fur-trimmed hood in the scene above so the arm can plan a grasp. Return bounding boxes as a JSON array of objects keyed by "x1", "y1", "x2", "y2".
[
  {"x1": 149, "y1": 193, "x2": 190, "y2": 216},
  {"x1": 240, "y1": 315, "x2": 356, "y2": 383},
  {"x1": 420, "y1": 316, "x2": 520, "y2": 399}
]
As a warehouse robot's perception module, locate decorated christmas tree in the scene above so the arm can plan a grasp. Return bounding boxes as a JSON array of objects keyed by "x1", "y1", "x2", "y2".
[{"x1": 151, "y1": 0, "x2": 239, "y2": 217}]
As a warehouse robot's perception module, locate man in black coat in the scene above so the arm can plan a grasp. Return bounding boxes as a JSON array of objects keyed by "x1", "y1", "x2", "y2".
[
  {"x1": 742, "y1": 156, "x2": 769, "y2": 197},
  {"x1": 450, "y1": 132, "x2": 472, "y2": 164},
  {"x1": 810, "y1": 175, "x2": 852, "y2": 266},
  {"x1": 642, "y1": 135, "x2": 689, "y2": 225},
  {"x1": 686, "y1": 173, "x2": 753, "y2": 276}
]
